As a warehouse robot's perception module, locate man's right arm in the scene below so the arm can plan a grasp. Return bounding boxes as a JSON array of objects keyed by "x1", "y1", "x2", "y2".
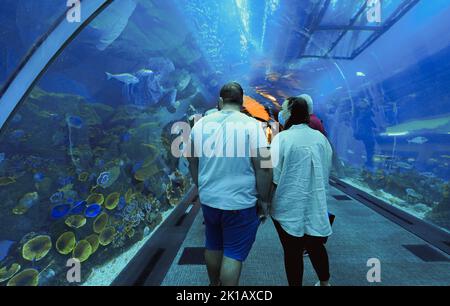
[
  {"x1": 185, "y1": 128, "x2": 199, "y2": 187},
  {"x1": 187, "y1": 156, "x2": 199, "y2": 187}
]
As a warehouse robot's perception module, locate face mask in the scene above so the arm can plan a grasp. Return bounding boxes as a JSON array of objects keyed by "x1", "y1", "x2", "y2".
[
  {"x1": 278, "y1": 111, "x2": 285, "y2": 127},
  {"x1": 278, "y1": 109, "x2": 291, "y2": 127}
]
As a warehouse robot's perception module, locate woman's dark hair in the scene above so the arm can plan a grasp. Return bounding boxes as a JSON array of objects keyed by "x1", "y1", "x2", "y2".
[
  {"x1": 220, "y1": 82, "x2": 244, "y2": 105},
  {"x1": 284, "y1": 96, "x2": 310, "y2": 130}
]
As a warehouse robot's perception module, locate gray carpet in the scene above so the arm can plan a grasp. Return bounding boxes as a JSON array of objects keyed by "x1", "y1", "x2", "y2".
[{"x1": 162, "y1": 187, "x2": 450, "y2": 286}]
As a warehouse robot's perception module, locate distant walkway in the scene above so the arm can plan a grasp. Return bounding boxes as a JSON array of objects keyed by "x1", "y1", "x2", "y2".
[{"x1": 162, "y1": 187, "x2": 450, "y2": 286}]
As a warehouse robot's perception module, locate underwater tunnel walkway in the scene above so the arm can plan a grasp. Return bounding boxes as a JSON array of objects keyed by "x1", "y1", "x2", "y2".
[
  {"x1": 0, "y1": 0, "x2": 450, "y2": 286},
  {"x1": 112, "y1": 185, "x2": 450, "y2": 286}
]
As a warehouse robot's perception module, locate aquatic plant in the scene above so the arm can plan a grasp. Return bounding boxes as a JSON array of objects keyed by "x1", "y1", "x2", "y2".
[
  {"x1": 0, "y1": 263, "x2": 21, "y2": 283},
  {"x1": 93, "y1": 212, "x2": 109, "y2": 234},
  {"x1": 51, "y1": 204, "x2": 71, "y2": 219},
  {"x1": 6, "y1": 268, "x2": 39, "y2": 286},
  {"x1": 125, "y1": 188, "x2": 133, "y2": 203},
  {"x1": 22, "y1": 235, "x2": 52, "y2": 262},
  {"x1": 0, "y1": 177, "x2": 16, "y2": 186},
  {"x1": 65, "y1": 215, "x2": 87, "y2": 229},
  {"x1": 55, "y1": 232, "x2": 76, "y2": 255},
  {"x1": 85, "y1": 234, "x2": 100, "y2": 254},
  {"x1": 78, "y1": 172, "x2": 90, "y2": 182},
  {"x1": 13, "y1": 192, "x2": 39, "y2": 215},
  {"x1": 49, "y1": 191, "x2": 64, "y2": 204},
  {"x1": 97, "y1": 171, "x2": 111, "y2": 186},
  {"x1": 105, "y1": 192, "x2": 120, "y2": 210},
  {"x1": 87, "y1": 193, "x2": 104, "y2": 206},
  {"x1": 99, "y1": 227, "x2": 116, "y2": 246},
  {"x1": 134, "y1": 164, "x2": 160, "y2": 182},
  {"x1": 126, "y1": 228, "x2": 135, "y2": 238},
  {"x1": 72, "y1": 240, "x2": 92, "y2": 263},
  {"x1": 97, "y1": 166, "x2": 121, "y2": 189}
]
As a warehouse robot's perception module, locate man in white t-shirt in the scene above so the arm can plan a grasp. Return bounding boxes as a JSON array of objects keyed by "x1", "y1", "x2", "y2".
[{"x1": 186, "y1": 82, "x2": 272, "y2": 286}]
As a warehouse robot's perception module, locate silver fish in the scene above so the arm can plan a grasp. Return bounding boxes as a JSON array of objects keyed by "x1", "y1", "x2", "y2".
[
  {"x1": 106, "y1": 72, "x2": 139, "y2": 85},
  {"x1": 407, "y1": 136, "x2": 428, "y2": 144}
]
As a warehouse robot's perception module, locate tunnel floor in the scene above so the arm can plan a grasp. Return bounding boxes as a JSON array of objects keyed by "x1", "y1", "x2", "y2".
[{"x1": 160, "y1": 187, "x2": 450, "y2": 286}]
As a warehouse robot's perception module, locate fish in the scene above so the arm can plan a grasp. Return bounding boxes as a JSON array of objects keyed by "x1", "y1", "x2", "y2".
[
  {"x1": 0, "y1": 152, "x2": 5, "y2": 164},
  {"x1": 347, "y1": 150, "x2": 355, "y2": 155},
  {"x1": 407, "y1": 136, "x2": 428, "y2": 144},
  {"x1": 136, "y1": 69, "x2": 155, "y2": 77},
  {"x1": 0, "y1": 240, "x2": 15, "y2": 262},
  {"x1": 106, "y1": 72, "x2": 139, "y2": 85},
  {"x1": 421, "y1": 172, "x2": 436, "y2": 179},
  {"x1": 373, "y1": 155, "x2": 394, "y2": 160},
  {"x1": 441, "y1": 155, "x2": 450, "y2": 159},
  {"x1": 356, "y1": 72, "x2": 366, "y2": 77},
  {"x1": 393, "y1": 162, "x2": 413, "y2": 170},
  {"x1": 384, "y1": 115, "x2": 450, "y2": 135}
]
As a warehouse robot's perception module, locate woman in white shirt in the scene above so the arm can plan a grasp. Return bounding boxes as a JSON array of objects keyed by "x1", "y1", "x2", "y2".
[{"x1": 270, "y1": 96, "x2": 333, "y2": 286}]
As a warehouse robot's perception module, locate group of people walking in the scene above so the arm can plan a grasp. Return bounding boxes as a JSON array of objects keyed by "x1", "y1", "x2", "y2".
[{"x1": 185, "y1": 82, "x2": 333, "y2": 286}]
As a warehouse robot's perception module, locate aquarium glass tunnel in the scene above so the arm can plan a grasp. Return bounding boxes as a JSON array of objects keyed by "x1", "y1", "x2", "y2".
[{"x1": 0, "y1": 0, "x2": 449, "y2": 286}]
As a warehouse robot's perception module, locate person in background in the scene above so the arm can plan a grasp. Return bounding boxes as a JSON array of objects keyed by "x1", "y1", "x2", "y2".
[
  {"x1": 186, "y1": 82, "x2": 272, "y2": 286},
  {"x1": 298, "y1": 94, "x2": 327, "y2": 136},
  {"x1": 270, "y1": 96, "x2": 333, "y2": 287}
]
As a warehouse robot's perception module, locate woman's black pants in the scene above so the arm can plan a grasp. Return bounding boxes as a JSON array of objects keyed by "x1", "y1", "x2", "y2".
[{"x1": 272, "y1": 218, "x2": 330, "y2": 286}]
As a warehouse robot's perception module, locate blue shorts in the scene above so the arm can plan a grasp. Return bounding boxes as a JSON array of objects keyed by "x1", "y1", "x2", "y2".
[{"x1": 201, "y1": 205, "x2": 260, "y2": 262}]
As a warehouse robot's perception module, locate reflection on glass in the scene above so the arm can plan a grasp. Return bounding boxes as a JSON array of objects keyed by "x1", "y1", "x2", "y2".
[
  {"x1": 0, "y1": 0, "x2": 67, "y2": 88},
  {"x1": 0, "y1": 1, "x2": 199, "y2": 286}
]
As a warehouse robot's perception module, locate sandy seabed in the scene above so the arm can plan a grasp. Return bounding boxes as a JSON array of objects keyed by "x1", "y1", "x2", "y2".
[{"x1": 82, "y1": 209, "x2": 174, "y2": 286}]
